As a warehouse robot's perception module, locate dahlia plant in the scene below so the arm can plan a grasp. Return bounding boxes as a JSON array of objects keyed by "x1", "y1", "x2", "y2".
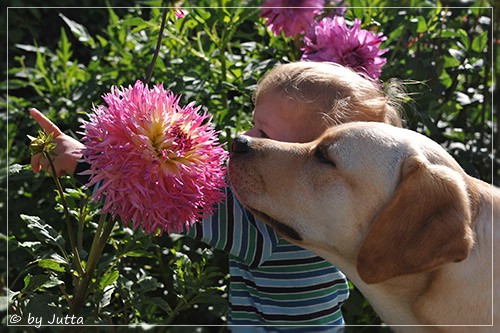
[
  {"x1": 301, "y1": 16, "x2": 388, "y2": 79},
  {"x1": 260, "y1": 0, "x2": 324, "y2": 37},
  {"x1": 81, "y1": 80, "x2": 228, "y2": 234}
]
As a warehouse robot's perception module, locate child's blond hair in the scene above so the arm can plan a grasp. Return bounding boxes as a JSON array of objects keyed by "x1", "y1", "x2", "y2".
[{"x1": 254, "y1": 62, "x2": 404, "y2": 128}]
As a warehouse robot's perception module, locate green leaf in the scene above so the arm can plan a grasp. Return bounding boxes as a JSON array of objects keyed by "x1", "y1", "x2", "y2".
[
  {"x1": 56, "y1": 27, "x2": 72, "y2": 63},
  {"x1": 142, "y1": 297, "x2": 173, "y2": 315},
  {"x1": 21, "y1": 214, "x2": 66, "y2": 248},
  {"x1": 22, "y1": 274, "x2": 51, "y2": 293},
  {"x1": 23, "y1": 274, "x2": 32, "y2": 292},
  {"x1": 38, "y1": 258, "x2": 66, "y2": 273},
  {"x1": 44, "y1": 274, "x2": 65, "y2": 289},
  {"x1": 415, "y1": 16, "x2": 427, "y2": 33},
  {"x1": 99, "y1": 270, "x2": 119, "y2": 291},
  {"x1": 471, "y1": 33, "x2": 487, "y2": 53},
  {"x1": 99, "y1": 285, "x2": 115, "y2": 308},
  {"x1": 59, "y1": 13, "x2": 96, "y2": 48},
  {"x1": 17, "y1": 240, "x2": 42, "y2": 254},
  {"x1": 14, "y1": 44, "x2": 47, "y2": 53},
  {"x1": 443, "y1": 55, "x2": 461, "y2": 68},
  {"x1": 137, "y1": 276, "x2": 159, "y2": 293},
  {"x1": 440, "y1": 30, "x2": 458, "y2": 38},
  {"x1": 121, "y1": 249, "x2": 155, "y2": 258},
  {"x1": 448, "y1": 48, "x2": 464, "y2": 62},
  {"x1": 456, "y1": 28, "x2": 470, "y2": 50},
  {"x1": 195, "y1": 8, "x2": 211, "y2": 21},
  {"x1": 24, "y1": 292, "x2": 63, "y2": 323}
]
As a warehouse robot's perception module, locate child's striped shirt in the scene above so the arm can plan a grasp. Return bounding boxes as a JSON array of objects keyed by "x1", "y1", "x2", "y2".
[{"x1": 188, "y1": 186, "x2": 349, "y2": 331}]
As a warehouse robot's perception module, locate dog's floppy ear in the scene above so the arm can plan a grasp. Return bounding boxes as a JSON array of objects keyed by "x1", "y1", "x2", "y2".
[{"x1": 356, "y1": 156, "x2": 474, "y2": 284}]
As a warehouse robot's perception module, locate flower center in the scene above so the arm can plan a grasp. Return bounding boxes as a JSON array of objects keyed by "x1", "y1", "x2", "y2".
[
  {"x1": 166, "y1": 124, "x2": 193, "y2": 156},
  {"x1": 146, "y1": 118, "x2": 193, "y2": 166}
]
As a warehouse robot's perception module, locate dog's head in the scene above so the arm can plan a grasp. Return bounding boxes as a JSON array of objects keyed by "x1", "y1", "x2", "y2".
[{"x1": 228, "y1": 122, "x2": 476, "y2": 284}]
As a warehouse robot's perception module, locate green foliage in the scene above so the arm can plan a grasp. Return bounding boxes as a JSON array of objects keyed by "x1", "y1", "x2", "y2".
[{"x1": 3, "y1": 0, "x2": 496, "y2": 329}]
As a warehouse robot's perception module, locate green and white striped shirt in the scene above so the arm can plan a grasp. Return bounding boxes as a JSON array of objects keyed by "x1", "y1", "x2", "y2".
[{"x1": 188, "y1": 187, "x2": 349, "y2": 331}]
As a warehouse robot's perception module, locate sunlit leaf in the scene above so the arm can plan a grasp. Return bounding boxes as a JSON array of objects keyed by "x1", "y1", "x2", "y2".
[
  {"x1": 99, "y1": 270, "x2": 119, "y2": 291},
  {"x1": 471, "y1": 33, "x2": 487, "y2": 53},
  {"x1": 59, "y1": 13, "x2": 96, "y2": 48},
  {"x1": 21, "y1": 215, "x2": 66, "y2": 248},
  {"x1": 38, "y1": 258, "x2": 66, "y2": 273}
]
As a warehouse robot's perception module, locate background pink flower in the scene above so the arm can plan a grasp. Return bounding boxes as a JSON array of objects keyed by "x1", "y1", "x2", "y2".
[
  {"x1": 261, "y1": 0, "x2": 324, "y2": 37},
  {"x1": 174, "y1": 8, "x2": 185, "y2": 18},
  {"x1": 81, "y1": 81, "x2": 228, "y2": 234},
  {"x1": 301, "y1": 16, "x2": 388, "y2": 79}
]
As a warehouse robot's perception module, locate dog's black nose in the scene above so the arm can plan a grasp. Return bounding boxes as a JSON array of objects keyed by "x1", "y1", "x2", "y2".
[{"x1": 231, "y1": 135, "x2": 251, "y2": 153}]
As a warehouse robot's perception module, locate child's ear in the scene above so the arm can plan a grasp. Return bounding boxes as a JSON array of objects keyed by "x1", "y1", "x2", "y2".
[{"x1": 356, "y1": 156, "x2": 475, "y2": 284}]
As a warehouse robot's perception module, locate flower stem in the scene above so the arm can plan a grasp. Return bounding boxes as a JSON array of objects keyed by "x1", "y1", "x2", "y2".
[
  {"x1": 77, "y1": 197, "x2": 89, "y2": 252},
  {"x1": 45, "y1": 152, "x2": 84, "y2": 276},
  {"x1": 145, "y1": 7, "x2": 169, "y2": 85},
  {"x1": 70, "y1": 214, "x2": 116, "y2": 315}
]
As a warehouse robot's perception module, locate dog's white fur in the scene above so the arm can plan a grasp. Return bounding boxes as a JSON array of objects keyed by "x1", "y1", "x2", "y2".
[{"x1": 228, "y1": 122, "x2": 498, "y2": 332}]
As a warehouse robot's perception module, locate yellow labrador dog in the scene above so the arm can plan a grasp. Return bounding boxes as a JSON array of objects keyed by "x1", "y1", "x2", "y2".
[{"x1": 228, "y1": 121, "x2": 498, "y2": 332}]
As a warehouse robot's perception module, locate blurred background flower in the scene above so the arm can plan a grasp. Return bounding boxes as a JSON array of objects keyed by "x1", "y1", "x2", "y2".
[
  {"x1": 260, "y1": 0, "x2": 324, "y2": 37},
  {"x1": 81, "y1": 81, "x2": 228, "y2": 234},
  {"x1": 174, "y1": 8, "x2": 185, "y2": 18},
  {"x1": 301, "y1": 16, "x2": 388, "y2": 79}
]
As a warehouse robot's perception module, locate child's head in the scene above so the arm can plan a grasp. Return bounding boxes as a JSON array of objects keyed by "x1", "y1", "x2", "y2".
[{"x1": 246, "y1": 61, "x2": 404, "y2": 143}]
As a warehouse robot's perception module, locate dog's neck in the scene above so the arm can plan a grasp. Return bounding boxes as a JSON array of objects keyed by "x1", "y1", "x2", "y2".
[
  {"x1": 351, "y1": 269, "x2": 432, "y2": 328},
  {"x1": 312, "y1": 247, "x2": 429, "y2": 327},
  {"x1": 359, "y1": 275, "x2": 432, "y2": 325}
]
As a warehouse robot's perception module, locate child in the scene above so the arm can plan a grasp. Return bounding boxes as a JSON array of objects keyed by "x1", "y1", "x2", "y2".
[{"x1": 30, "y1": 61, "x2": 404, "y2": 331}]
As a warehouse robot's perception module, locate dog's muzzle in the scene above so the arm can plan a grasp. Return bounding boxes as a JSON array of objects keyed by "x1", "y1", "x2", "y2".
[{"x1": 229, "y1": 135, "x2": 303, "y2": 242}]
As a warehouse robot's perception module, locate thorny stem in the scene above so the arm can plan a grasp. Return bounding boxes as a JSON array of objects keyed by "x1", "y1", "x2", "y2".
[{"x1": 45, "y1": 152, "x2": 84, "y2": 276}]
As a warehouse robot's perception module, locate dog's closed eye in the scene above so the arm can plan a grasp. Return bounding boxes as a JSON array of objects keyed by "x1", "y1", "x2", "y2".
[{"x1": 315, "y1": 146, "x2": 336, "y2": 167}]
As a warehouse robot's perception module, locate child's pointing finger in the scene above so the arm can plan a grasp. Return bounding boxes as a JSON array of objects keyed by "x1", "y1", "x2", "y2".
[{"x1": 29, "y1": 108, "x2": 63, "y2": 137}]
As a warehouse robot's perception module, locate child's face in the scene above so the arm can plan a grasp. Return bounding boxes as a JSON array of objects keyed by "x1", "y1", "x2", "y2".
[{"x1": 245, "y1": 94, "x2": 325, "y2": 143}]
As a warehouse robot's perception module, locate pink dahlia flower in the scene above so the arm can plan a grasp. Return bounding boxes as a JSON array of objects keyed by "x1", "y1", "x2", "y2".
[
  {"x1": 173, "y1": 8, "x2": 185, "y2": 18},
  {"x1": 301, "y1": 16, "x2": 388, "y2": 79},
  {"x1": 81, "y1": 81, "x2": 228, "y2": 234},
  {"x1": 261, "y1": 0, "x2": 324, "y2": 37}
]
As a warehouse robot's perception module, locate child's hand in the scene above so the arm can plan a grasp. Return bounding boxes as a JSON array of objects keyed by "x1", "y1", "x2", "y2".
[{"x1": 29, "y1": 108, "x2": 85, "y2": 177}]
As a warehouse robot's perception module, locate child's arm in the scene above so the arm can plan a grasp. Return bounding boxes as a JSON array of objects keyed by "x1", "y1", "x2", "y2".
[
  {"x1": 29, "y1": 108, "x2": 85, "y2": 177},
  {"x1": 187, "y1": 186, "x2": 280, "y2": 267}
]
